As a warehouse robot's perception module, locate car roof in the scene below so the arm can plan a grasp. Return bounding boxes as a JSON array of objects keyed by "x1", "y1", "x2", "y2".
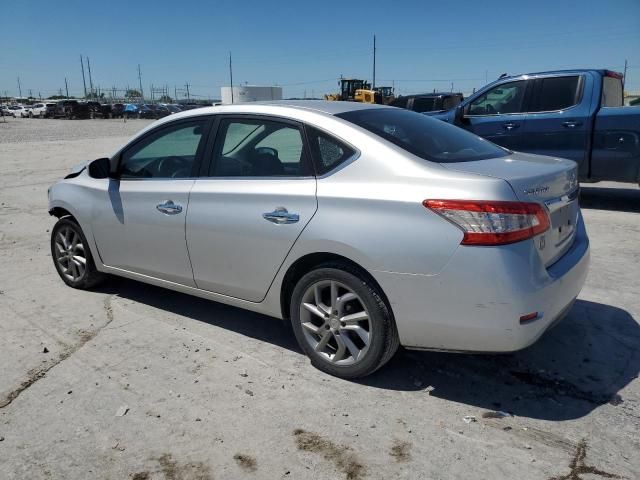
[{"x1": 396, "y1": 92, "x2": 463, "y2": 99}]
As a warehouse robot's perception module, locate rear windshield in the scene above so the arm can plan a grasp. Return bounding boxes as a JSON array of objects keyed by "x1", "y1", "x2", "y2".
[{"x1": 337, "y1": 108, "x2": 508, "y2": 163}]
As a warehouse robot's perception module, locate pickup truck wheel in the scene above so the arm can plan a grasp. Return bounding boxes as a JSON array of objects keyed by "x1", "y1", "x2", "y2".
[{"x1": 51, "y1": 218, "x2": 106, "y2": 289}]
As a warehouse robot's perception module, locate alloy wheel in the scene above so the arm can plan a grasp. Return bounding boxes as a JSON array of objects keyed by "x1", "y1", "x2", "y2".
[
  {"x1": 53, "y1": 225, "x2": 87, "y2": 282},
  {"x1": 299, "y1": 280, "x2": 371, "y2": 366}
]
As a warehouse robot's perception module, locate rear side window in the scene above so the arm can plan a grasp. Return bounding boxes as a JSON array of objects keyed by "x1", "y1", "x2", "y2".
[
  {"x1": 601, "y1": 76, "x2": 623, "y2": 107},
  {"x1": 306, "y1": 127, "x2": 355, "y2": 174},
  {"x1": 529, "y1": 76, "x2": 581, "y2": 112},
  {"x1": 338, "y1": 108, "x2": 508, "y2": 163}
]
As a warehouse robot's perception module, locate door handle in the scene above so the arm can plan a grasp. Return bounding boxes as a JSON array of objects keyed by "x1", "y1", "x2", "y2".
[
  {"x1": 156, "y1": 200, "x2": 183, "y2": 215},
  {"x1": 263, "y1": 207, "x2": 299, "y2": 224},
  {"x1": 562, "y1": 121, "x2": 582, "y2": 129},
  {"x1": 503, "y1": 122, "x2": 520, "y2": 130}
]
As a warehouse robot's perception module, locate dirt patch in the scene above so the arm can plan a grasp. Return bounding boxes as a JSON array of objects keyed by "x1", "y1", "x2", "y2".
[
  {"x1": 0, "y1": 295, "x2": 115, "y2": 409},
  {"x1": 389, "y1": 439, "x2": 411, "y2": 462},
  {"x1": 509, "y1": 370, "x2": 618, "y2": 405},
  {"x1": 293, "y1": 428, "x2": 365, "y2": 480},
  {"x1": 233, "y1": 453, "x2": 257, "y2": 472},
  {"x1": 156, "y1": 453, "x2": 212, "y2": 480},
  {"x1": 549, "y1": 439, "x2": 622, "y2": 480},
  {"x1": 131, "y1": 473, "x2": 150, "y2": 480}
]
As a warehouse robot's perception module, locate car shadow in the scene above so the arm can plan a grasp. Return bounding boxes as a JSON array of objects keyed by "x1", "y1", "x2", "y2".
[
  {"x1": 97, "y1": 279, "x2": 639, "y2": 421},
  {"x1": 96, "y1": 277, "x2": 300, "y2": 353},
  {"x1": 580, "y1": 185, "x2": 640, "y2": 213},
  {"x1": 360, "y1": 299, "x2": 640, "y2": 420}
]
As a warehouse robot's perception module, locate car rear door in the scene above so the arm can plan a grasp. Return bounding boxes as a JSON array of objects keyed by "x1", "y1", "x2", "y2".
[
  {"x1": 519, "y1": 74, "x2": 593, "y2": 178},
  {"x1": 461, "y1": 79, "x2": 531, "y2": 150},
  {"x1": 91, "y1": 117, "x2": 212, "y2": 286},
  {"x1": 186, "y1": 115, "x2": 317, "y2": 302}
]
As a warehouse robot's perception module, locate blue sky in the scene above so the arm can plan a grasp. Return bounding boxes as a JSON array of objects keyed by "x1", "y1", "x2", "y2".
[{"x1": 2, "y1": 0, "x2": 639, "y2": 99}]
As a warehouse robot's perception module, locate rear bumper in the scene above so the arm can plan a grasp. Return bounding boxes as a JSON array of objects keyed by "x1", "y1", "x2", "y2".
[{"x1": 374, "y1": 213, "x2": 590, "y2": 352}]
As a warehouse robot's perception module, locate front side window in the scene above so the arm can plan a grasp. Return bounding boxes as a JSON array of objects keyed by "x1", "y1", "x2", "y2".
[
  {"x1": 119, "y1": 120, "x2": 206, "y2": 179},
  {"x1": 306, "y1": 127, "x2": 355, "y2": 174},
  {"x1": 211, "y1": 118, "x2": 308, "y2": 177},
  {"x1": 529, "y1": 76, "x2": 581, "y2": 112},
  {"x1": 338, "y1": 108, "x2": 508, "y2": 163},
  {"x1": 468, "y1": 80, "x2": 527, "y2": 115}
]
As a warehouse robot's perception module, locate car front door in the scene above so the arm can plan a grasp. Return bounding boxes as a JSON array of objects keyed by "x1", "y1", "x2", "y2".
[
  {"x1": 186, "y1": 116, "x2": 317, "y2": 302},
  {"x1": 461, "y1": 79, "x2": 530, "y2": 150},
  {"x1": 91, "y1": 117, "x2": 211, "y2": 285},
  {"x1": 519, "y1": 74, "x2": 592, "y2": 178}
]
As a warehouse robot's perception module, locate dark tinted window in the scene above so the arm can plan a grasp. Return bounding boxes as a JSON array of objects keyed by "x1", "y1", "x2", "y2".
[
  {"x1": 442, "y1": 95, "x2": 462, "y2": 110},
  {"x1": 468, "y1": 80, "x2": 527, "y2": 115},
  {"x1": 391, "y1": 97, "x2": 409, "y2": 108},
  {"x1": 306, "y1": 127, "x2": 355, "y2": 174},
  {"x1": 412, "y1": 97, "x2": 437, "y2": 112},
  {"x1": 530, "y1": 76, "x2": 581, "y2": 112},
  {"x1": 211, "y1": 118, "x2": 308, "y2": 177},
  {"x1": 601, "y1": 76, "x2": 623, "y2": 107},
  {"x1": 338, "y1": 108, "x2": 508, "y2": 163},
  {"x1": 120, "y1": 120, "x2": 206, "y2": 179}
]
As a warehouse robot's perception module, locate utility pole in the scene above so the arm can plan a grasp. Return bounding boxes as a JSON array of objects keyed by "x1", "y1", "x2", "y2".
[
  {"x1": 485, "y1": 70, "x2": 488, "y2": 84},
  {"x1": 174, "y1": 85, "x2": 177, "y2": 102},
  {"x1": 185, "y1": 82, "x2": 191, "y2": 101},
  {"x1": 137, "y1": 64, "x2": 144, "y2": 101},
  {"x1": 623, "y1": 59, "x2": 628, "y2": 89},
  {"x1": 450, "y1": 82, "x2": 454, "y2": 93},
  {"x1": 28, "y1": 89, "x2": 33, "y2": 98},
  {"x1": 80, "y1": 55, "x2": 87, "y2": 97},
  {"x1": 372, "y1": 34, "x2": 376, "y2": 89},
  {"x1": 87, "y1": 57, "x2": 94, "y2": 99},
  {"x1": 17, "y1": 77, "x2": 22, "y2": 98},
  {"x1": 65, "y1": 78, "x2": 69, "y2": 98},
  {"x1": 229, "y1": 51, "x2": 234, "y2": 103}
]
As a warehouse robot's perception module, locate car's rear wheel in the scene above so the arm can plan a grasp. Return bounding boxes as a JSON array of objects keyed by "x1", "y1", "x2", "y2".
[
  {"x1": 290, "y1": 264, "x2": 399, "y2": 379},
  {"x1": 51, "y1": 218, "x2": 105, "y2": 289}
]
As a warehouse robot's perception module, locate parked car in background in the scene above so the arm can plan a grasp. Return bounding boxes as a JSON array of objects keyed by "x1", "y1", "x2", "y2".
[
  {"x1": 124, "y1": 103, "x2": 140, "y2": 118},
  {"x1": 44, "y1": 103, "x2": 58, "y2": 118},
  {"x1": 111, "y1": 103, "x2": 125, "y2": 118},
  {"x1": 13, "y1": 106, "x2": 31, "y2": 118},
  {"x1": 27, "y1": 103, "x2": 48, "y2": 118},
  {"x1": 391, "y1": 93, "x2": 463, "y2": 113},
  {"x1": 1, "y1": 105, "x2": 16, "y2": 117},
  {"x1": 48, "y1": 101, "x2": 589, "y2": 379},
  {"x1": 165, "y1": 104, "x2": 182, "y2": 114},
  {"x1": 431, "y1": 69, "x2": 640, "y2": 184},
  {"x1": 54, "y1": 100, "x2": 90, "y2": 119},
  {"x1": 86, "y1": 101, "x2": 113, "y2": 119},
  {"x1": 138, "y1": 104, "x2": 158, "y2": 119}
]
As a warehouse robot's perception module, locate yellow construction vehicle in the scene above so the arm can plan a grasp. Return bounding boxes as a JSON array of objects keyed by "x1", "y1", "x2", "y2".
[
  {"x1": 325, "y1": 78, "x2": 394, "y2": 104},
  {"x1": 373, "y1": 86, "x2": 395, "y2": 105},
  {"x1": 325, "y1": 78, "x2": 372, "y2": 102}
]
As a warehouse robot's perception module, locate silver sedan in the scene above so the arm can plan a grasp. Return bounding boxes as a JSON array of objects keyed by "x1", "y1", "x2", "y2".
[{"x1": 48, "y1": 101, "x2": 589, "y2": 378}]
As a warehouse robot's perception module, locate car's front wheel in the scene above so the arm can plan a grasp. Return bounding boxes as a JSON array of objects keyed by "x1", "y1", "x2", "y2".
[
  {"x1": 290, "y1": 264, "x2": 399, "y2": 379},
  {"x1": 51, "y1": 218, "x2": 105, "y2": 289}
]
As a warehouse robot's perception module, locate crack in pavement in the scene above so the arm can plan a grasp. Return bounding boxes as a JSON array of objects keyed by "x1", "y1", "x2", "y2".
[{"x1": 0, "y1": 294, "x2": 115, "y2": 409}]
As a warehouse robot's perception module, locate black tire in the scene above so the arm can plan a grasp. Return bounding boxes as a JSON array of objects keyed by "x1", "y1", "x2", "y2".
[
  {"x1": 51, "y1": 217, "x2": 105, "y2": 289},
  {"x1": 290, "y1": 263, "x2": 399, "y2": 379}
]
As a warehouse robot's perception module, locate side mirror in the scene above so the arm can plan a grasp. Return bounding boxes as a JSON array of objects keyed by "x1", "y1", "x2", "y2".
[
  {"x1": 88, "y1": 157, "x2": 115, "y2": 179},
  {"x1": 453, "y1": 105, "x2": 465, "y2": 125}
]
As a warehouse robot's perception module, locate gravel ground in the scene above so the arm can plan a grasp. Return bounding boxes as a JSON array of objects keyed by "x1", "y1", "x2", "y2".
[
  {"x1": 0, "y1": 119, "x2": 639, "y2": 479},
  {"x1": 0, "y1": 116, "x2": 154, "y2": 144}
]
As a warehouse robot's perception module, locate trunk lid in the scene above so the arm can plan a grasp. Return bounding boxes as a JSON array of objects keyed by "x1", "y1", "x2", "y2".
[{"x1": 441, "y1": 152, "x2": 580, "y2": 267}]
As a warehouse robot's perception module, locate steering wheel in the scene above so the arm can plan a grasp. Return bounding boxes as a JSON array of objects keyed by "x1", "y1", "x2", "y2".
[{"x1": 157, "y1": 156, "x2": 188, "y2": 177}]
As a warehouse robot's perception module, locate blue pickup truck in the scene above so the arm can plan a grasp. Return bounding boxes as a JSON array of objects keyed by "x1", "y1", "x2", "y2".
[{"x1": 430, "y1": 69, "x2": 640, "y2": 184}]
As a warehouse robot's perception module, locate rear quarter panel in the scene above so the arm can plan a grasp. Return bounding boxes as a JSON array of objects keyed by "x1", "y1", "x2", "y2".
[{"x1": 591, "y1": 106, "x2": 640, "y2": 182}]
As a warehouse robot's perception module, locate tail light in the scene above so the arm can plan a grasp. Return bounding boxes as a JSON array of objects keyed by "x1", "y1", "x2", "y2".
[{"x1": 423, "y1": 199, "x2": 550, "y2": 246}]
